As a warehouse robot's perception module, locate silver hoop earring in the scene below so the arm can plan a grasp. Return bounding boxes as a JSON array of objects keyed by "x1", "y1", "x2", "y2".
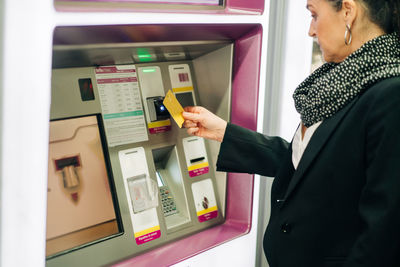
[{"x1": 344, "y1": 24, "x2": 352, "y2": 45}]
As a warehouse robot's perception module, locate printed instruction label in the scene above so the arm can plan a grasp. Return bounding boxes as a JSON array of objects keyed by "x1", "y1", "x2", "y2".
[
  {"x1": 188, "y1": 162, "x2": 210, "y2": 178},
  {"x1": 148, "y1": 119, "x2": 171, "y2": 134},
  {"x1": 95, "y1": 65, "x2": 148, "y2": 146},
  {"x1": 134, "y1": 225, "x2": 161, "y2": 245}
]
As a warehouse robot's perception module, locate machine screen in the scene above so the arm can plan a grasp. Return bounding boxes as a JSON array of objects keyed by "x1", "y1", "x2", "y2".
[{"x1": 46, "y1": 115, "x2": 120, "y2": 257}]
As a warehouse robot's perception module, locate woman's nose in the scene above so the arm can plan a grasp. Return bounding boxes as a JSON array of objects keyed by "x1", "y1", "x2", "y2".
[{"x1": 308, "y1": 23, "x2": 316, "y2": 37}]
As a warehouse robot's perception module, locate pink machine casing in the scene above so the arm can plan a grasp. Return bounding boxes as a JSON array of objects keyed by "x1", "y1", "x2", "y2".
[
  {"x1": 53, "y1": 23, "x2": 263, "y2": 266},
  {"x1": 54, "y1": 0, "x2": 265, "y2": 14}
]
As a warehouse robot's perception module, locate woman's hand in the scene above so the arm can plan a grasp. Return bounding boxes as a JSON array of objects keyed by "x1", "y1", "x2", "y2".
[{"x1": 182, "y1": 106, "x2": 227, "y2": 142}]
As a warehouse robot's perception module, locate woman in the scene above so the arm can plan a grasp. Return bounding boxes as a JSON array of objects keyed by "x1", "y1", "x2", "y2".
[{"x1": 183, "y1": 0, "x2": 400, "y2": 266}]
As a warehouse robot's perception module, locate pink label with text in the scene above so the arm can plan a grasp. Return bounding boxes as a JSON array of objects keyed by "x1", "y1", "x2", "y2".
[
  {"x1": 149, "y1": 126, "x2": 171, "y2": 134},
  {"x1": 135, "y1": 230, "x2": 161, "y2": 245},
  {"x1": 95, "y1": 67, "x2": 136, "y2": 74},
  {"x1": 198, "y1": 210, "x2": 218, "y2": 222},
  {"x1": 189, "y1": 166, "x2": 209, "y2": 177},
  {"x1": 97, "y1": 77, "x2": 137, "y2": 84}
]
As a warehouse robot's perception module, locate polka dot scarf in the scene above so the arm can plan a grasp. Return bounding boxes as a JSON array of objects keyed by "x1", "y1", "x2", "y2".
[{"x1": 293, "y1": 32, "x2": 400, "y2": 127}]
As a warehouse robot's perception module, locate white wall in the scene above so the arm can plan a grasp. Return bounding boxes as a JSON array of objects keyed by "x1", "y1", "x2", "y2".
[
  {"x1": 257, "y1": 1, "x2": 313, "y2": 267},
  {"x1": 1, "y1": 1, "x2": 53, "y2": 266},
  {"x1": 279, "y1": 0, "x2": 314, "y2": 140}
]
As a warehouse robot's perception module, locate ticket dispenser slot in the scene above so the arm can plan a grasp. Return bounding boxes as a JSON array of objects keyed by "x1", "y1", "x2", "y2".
[
  {"x1": 182, "y1": 137, "x2": 210, "y2": 178},
  {"x1": 152, "y1": 146, "x2": 190, "y2": 230},
  {"x1": 163, "y1": 52, "x2": 186, "y2": 61}
]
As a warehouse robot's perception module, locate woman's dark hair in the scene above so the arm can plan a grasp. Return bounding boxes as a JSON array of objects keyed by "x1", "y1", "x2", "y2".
[{"x1": 326, "y1": 0, "x2": 400, "y2": 35}]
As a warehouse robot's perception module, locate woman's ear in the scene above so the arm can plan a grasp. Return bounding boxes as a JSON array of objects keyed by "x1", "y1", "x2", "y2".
[{"x1": 341, "y1": 0, "x2": 358, "y2": 26}]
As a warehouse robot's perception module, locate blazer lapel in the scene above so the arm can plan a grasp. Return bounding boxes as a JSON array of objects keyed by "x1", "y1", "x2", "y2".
[{"x1": 281, "y1": 97, "x2": 360, "y2": 205}]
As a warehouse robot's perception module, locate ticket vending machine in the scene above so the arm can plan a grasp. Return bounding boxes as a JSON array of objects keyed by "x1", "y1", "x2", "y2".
[{"x1": 45, "y1": 24, "x2": 262, "y2": 266}]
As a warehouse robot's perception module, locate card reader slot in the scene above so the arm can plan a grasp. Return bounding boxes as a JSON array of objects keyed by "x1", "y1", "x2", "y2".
[{"x1": 190, "y1": 157, "x2": 205, "y2": 164}]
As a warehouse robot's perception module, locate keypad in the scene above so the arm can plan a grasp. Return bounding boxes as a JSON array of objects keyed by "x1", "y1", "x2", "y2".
[{"x1": 160, "y1": 187, "x2": 178, "y2": 217}]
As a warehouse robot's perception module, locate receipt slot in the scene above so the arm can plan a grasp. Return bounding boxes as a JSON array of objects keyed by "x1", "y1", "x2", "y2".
[
  {"x1": 183, "y1": 137, "x2": 210, "y2": 178},
  {"x1": 46, "y1": 24, "x2": 262, "y2": 267}
]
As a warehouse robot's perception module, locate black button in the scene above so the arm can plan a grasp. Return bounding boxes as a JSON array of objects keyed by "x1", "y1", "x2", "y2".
[{"x1": 281, "y1": 223, "x2": 291, "y2": 233}]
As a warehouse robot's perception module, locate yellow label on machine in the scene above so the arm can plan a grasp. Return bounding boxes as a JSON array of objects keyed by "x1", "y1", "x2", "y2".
[
  {"x1": 188, "y1": 162, "x2": 209, "y2": 171},
  {"x1": 134, "y1": 225, "x2": 161, "y2": 239},
  {"x1": 147, "y1": 119, "x2": 171, "y2": 129},
  {"x1": 197, "y1": 206, "x2": 218, "y2": 217},
  {"x1": 163, "y1": 90, "x2": 185, "y2": 128},
  {"x1": 172, "y1": 86, "x2": 194, "y2": 93}
]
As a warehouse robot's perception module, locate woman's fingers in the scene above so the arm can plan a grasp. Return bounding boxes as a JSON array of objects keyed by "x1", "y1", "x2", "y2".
[
  {"x1": 184, "y1": 106, "x2": 202, "y2": 113},
  {"x1": 183, "y1": 120, "x2": 197, "y2": 128},
  {"x1": 182, "y1": 111, "x2": 202, "y2": 122},
  {"x1": 183, "y1": 106, "x2": 202, "y2": 136},
  {"x1": 187, "y1": 127, "x2": 199, "y2": 135},
  {"x1": 182, "y1": 106, "x2": 226, "y2": 141}
]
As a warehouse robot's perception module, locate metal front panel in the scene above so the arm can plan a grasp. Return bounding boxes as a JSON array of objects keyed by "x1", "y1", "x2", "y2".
[{"x1": 47, "y1": 49, "x2": 232, "y2": 266}]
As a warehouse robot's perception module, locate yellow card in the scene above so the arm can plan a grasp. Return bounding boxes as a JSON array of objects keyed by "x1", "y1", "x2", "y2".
[{"x1": 163, "y1": 90, "x2": 184, "y2": 128}]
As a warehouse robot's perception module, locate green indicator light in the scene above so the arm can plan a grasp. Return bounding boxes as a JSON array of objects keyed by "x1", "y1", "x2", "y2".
[
  {"x1": 142, "y1": 68, "x2": 156, "y2": 73},
  {"x1": 139, "y1": 58, "x2": 154, "y2": 62},
  {"x1": 136, "y1": 48, "x2": 154, "y2": 62}
]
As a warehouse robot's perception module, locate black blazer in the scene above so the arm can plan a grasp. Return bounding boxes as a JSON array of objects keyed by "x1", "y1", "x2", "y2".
[{"x1": 216, "y1": 77, "x2": 400, "y2": 267}]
